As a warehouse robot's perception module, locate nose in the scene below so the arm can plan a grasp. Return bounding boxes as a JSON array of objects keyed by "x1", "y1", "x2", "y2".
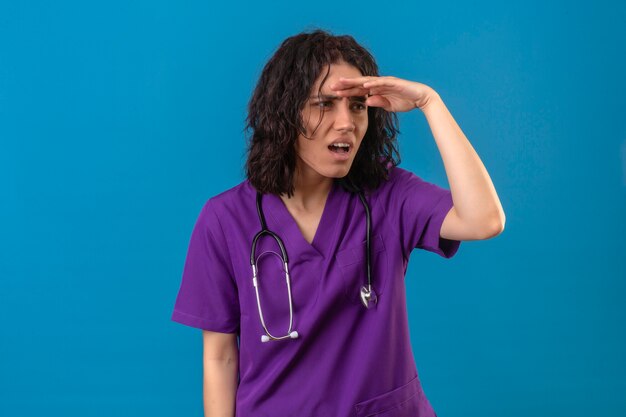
[{"x1": 333, "y1": 99, "x2": 355, "y2": 132}]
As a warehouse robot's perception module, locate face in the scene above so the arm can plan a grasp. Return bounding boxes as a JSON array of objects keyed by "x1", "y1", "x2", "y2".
[{"x1": 294, "y1": 60, "x2": 368, "y2": 181}]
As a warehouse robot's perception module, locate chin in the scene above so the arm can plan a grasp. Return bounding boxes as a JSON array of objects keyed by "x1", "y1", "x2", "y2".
[{"x1": 321, "y1": 166, "x2": 352, "y2": 179}]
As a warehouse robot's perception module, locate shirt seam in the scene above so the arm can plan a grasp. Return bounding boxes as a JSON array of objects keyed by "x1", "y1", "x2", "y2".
[
  {"x1": 418, "y1": 191, "x2": 449, "y2": 246},
  {"x1": 206, "y1": 198, "x2": 240, "y2": 306},
  {"x1": 372, "y1": 175, "x2": 408, "y2": 264},
  {"x1": 172, "y1": 309, "x2": 238, "y2": 332},
  {"x1": 376, "y1": 173, "x2": 450, "y2": 262}
]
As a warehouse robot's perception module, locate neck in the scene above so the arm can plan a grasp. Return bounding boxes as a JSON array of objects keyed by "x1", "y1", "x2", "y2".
[{"x1": 280, "y1": 162, "x2": 333, "y2": 212}]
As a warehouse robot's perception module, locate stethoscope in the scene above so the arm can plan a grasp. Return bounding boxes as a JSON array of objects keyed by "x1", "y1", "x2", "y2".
[{"x1": 250, "y1": 187, "x2": 377, "y2": 343}]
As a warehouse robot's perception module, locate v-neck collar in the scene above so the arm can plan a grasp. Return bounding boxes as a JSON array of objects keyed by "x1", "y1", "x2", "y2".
[{"x1": 264, "y1": 180, "x2": 344, "y2": 260}]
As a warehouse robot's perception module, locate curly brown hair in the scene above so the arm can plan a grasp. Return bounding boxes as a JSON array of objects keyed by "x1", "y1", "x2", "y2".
[{"x1": 244, "y1": 28, "x2": 401, "y2": 197}]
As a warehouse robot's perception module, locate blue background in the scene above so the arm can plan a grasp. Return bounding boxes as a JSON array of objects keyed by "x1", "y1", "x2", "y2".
[{"x1": 1, "y1": 0, "x2": 625, "y2": 416}]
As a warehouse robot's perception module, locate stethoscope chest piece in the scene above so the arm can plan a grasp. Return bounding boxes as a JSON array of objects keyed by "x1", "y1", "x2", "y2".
[{"x1": 360, "y1": 285, "x2": 378, "y2": 309}]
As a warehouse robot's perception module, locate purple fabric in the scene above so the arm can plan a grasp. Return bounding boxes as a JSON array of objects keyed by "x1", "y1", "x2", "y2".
[{"x1": 171, "y1": 166, "x2": 460, "y2": 417}]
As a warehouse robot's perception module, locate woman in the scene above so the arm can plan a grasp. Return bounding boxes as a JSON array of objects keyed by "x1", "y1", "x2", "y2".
[{"x1": 172, "y1": 29, "x2": 505, "y2": 417}]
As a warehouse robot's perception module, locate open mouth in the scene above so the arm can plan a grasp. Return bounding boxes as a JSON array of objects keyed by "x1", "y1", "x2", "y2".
[{"x1": 328, "y1": 144, "x2": 351, "y2": 154}]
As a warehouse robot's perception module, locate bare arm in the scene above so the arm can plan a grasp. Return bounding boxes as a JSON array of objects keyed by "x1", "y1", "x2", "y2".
[
  {"x1": 331, "y1": 76, "x2": 506, "y2": 241},
  {"x1": 203, "y1": 330, "x2": 239, "y2": 417},
  {"x1": 421, "y1": 92, "x2": 506, "y2": 241}
]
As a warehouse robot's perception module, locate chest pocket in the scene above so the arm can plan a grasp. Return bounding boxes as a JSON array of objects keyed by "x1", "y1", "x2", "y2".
[{"x1": 335, "y1": 233, "x2": 388, "y2": 305}]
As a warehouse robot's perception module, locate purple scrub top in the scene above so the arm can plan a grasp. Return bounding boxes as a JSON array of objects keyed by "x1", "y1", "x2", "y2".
[{"x1": 172, "y1": 166, "x2": 461, "y2": 417}]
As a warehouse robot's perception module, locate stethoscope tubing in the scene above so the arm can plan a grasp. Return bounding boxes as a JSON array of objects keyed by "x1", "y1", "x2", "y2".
[{"x1": 251, "y1": 188, "x2": 375, "y2": 343}]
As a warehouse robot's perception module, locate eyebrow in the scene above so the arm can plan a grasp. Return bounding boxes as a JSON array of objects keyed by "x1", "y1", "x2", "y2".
[{"x1": 310, "y1": 94, "x2": 367, "y2": 103}]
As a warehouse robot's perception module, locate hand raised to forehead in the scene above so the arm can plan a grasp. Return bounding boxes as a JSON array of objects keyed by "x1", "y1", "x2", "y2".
[{"x1": 330, "y1": 76, "x2": 438, "y2": 113}]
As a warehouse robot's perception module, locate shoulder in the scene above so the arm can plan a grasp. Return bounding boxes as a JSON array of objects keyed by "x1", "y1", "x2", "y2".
[
  {"x1": 367, "y1": 165, "x2": 451, "y2": 217},
  {"x1": 368, "y1": 165, "x2": 425, "y2": 198},
  {"x1": 201, "y1": 179, "x2": 254, "y2": 214},
  {"x1": 387, "y1": 165, "x2": 418, "y2": 184},
  {"x1": 193, "y1": 179, "x2": 254, "y2": 233}
]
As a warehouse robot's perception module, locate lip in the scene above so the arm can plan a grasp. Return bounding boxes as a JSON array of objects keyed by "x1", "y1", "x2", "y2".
[{"x1": 328, "y1": 139, "x2": 355, "y2": 147}]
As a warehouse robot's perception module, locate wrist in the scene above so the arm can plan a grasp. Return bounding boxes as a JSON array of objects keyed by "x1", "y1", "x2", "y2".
[{"x1": 418, "y1": 89, "x2": 442, "y2": 112}]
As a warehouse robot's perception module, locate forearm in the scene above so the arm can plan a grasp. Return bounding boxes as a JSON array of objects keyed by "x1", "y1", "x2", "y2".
[
  {"x1": 421, "y1": 92, "x2": 505, "y2": 230},
  {"x1": 203, "y1": 357, "x2": 239, "y2": 417}
]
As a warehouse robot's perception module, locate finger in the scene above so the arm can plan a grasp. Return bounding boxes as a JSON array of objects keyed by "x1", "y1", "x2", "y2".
[
  {"x1": 365, "y1": 95, "x2": 391, "y2": 110},
  {"x1": 333, "y1": 86, "x2": 370, "y2": 96},
  {"x1": 367, "y1": 87, "x2": 390, "y2": 96},
  {"x1": 331, "y1": 76, "x2": 377, "y2": 89},
  {"x1": 362, "y1": 78, "x2": 399, "y2": 89}
]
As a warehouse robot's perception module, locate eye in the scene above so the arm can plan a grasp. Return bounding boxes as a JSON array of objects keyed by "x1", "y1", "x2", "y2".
[
  {"x1": 351, "y1": 102, "x2": 367, "y2": 111},
  {"x1": 317, "y1": 101, "x2": 333, "y2": 109}
]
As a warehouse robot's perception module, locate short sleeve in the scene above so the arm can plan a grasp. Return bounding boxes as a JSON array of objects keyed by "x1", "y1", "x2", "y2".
[
  {"x1": 171, "y1": 199, "x2": 241, "y2": 334},
  {"x1": 383, "y1": 167, "x2": 461, "y2": 260}
]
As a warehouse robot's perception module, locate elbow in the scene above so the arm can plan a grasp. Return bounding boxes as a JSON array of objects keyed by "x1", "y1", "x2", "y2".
[
  {"x1": 482, "y1": 212, "x2": 505, "y2": 239},
  {"x1": 468, "y1": 211, "x2": 505, "y2": 240}
]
